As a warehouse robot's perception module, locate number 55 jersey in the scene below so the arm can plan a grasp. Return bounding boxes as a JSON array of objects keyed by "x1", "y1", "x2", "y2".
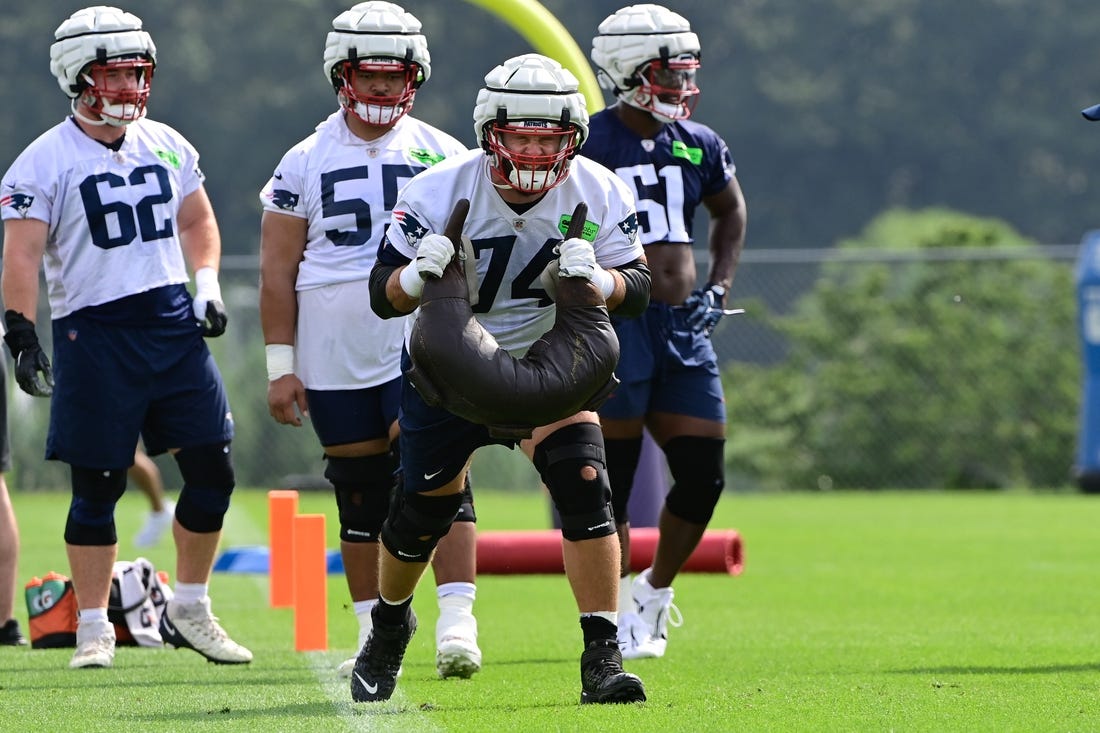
[{"x1": 260, "y1": 110, "x2": 467, "y2": 291}]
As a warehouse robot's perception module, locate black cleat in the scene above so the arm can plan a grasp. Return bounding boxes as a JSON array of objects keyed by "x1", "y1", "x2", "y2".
[
  {"x1": 0, "y1": 619, "x2": 27, "y2": 646},
  {"x1": 351, "y1": 606, "x2": 417, "y2": 703},
  {"x1": 580, "y1": 639, "x2": 647, "y2": 704}
]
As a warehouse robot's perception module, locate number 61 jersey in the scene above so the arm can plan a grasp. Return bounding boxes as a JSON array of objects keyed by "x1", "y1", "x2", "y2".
[
  {"x1": 1, "y1": 117, "x2": 202, "y2": 319},
  {"x1": 580, "y1": 108, "x2": 735, "y2": 246}
]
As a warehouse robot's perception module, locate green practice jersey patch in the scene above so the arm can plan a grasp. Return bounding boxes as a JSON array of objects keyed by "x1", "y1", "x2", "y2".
[
  {"x1": 671, "y1": 140, "x2": 702, "y2": 165},
  {"x1": 154, "y1": 148, "x2": 182, "y2": 170},
  {"x1": 557, "y1": 214, "x2": 600, "y2": 241},
  {"x1": 409, "y1": 148, "x2": 446, "y2": 167}
]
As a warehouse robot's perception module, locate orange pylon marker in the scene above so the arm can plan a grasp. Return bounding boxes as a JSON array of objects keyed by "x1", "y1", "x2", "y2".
[
  {"x1": 293, "y1": 513, "x2": 327, "y2": 652},
  {"x1": 268, "y1": 490, "x2": 299, "y2": 608}
]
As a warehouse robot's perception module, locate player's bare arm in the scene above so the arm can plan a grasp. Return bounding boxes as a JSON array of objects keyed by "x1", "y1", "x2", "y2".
[
  {"x1": 703, "y1": 176, "x2": 747, "y2": 300},
  {"x1": 177, "y1": 186, "x2": 221, "y2": 272},
  {"x1": 0, "y1": 219, "x2": 48, "y2": 319},
  {"x1": 259, "y1": 210, "x2": 309, "y2": 426}
]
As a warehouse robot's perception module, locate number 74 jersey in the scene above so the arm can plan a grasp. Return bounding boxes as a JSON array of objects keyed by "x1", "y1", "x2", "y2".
[
  {"x1": 382, "y1": 149, "x2": 643, "y2": 357},
  {"x1": 1, "y1": 117, "x2": 202, "y2": 318}
]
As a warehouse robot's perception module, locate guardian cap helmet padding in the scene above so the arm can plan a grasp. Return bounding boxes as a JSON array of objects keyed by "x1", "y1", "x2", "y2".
[
  {"x1": 591, "y1": 4, "x2": 701, "y2": 122},
  {"x1": 324, "y1": 1, "x2": 431, "y2": 126},
  {"x1": 50, "y1": 6, "x2": 156, "y2": 126},
  {"x1": 472, "y1": 54, "x2": 589, "y2": 194}
]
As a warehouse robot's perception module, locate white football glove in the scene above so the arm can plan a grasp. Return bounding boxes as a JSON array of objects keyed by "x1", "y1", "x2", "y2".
[
  {"x1": 556, "y1": 237, "x2": 615, "y2": 298},
  {"x1": 192, "y1": 267, "x2": 227, "y2": 337},
  {"x1": 398, "y1": 233, "x2": 455, "y2": 297},
  {"x1": 192, "y1": 267, "x2": 223, "y2": 319}
]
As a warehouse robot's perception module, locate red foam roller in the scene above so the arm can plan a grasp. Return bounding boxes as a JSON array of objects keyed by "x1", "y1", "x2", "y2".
[{"x1": 475, "y1": 528, "x2": 744, "y2": 576}]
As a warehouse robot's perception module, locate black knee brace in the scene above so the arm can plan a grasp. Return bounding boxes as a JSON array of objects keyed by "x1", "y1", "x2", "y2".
[
  {"x1": 664, "y1": 436, "x2": 726, "y2": 524},
  {"x1": 604, "y1": 436, "x2": 643, "y2": 524},
  {"x1": 456, "y1": 471, "x2": 477, "y2": 523},
  {"x1": 381, "y1": 490, "x2": 464, "y2": 563},
  {"x1": 174, "y1": 442, "x2": 235, "y2": 533},
  {"x1": 65, "y1": 466, "x2": 128, "y2": 545},
  {"x1": 533, "y1": 422, "x2": 615, "y2": 541},
  {"x1": 325, "y1": 453, "x2": 394, "y2": 543}
]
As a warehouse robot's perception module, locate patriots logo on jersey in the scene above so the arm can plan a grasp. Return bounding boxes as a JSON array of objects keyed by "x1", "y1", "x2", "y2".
[
  {"x1": 394, "y1": 210, "x2": 429, "y2": 246},
  {"x1": 617, "y1": 212, "x2": 639, "y2": 241},
  {"x1": 0, "y1": 191, "x2": 34, "y2": 216},
  {"x1": 269, "y1": 189, "x2": 300, "y2": 211}
]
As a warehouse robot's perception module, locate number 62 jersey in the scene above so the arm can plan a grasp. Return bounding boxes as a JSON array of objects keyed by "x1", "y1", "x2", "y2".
[{"x1": 1, "y1": 117, "x2": 203, "y2": 319}]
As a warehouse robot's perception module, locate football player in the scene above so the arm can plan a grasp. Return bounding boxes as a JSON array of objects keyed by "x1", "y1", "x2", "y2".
[
  {"x1": 585, "y1": 3, "x2": 748, "y2": 659},
  {"x1": 259, "y1": 2, "x2": 481, "y2": 680},
  {"x1": 357, "y1": 53, "x2": 651, "y2": 705},
  {"x1": 0, "y1": 6, "x2": 250, "y2": 669}
]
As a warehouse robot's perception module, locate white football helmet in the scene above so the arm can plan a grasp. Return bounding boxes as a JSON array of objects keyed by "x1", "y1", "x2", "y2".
[
  {"x1": 473, "y1": 54, "x2": 589, "y2": 195},
  {"x1": 323, "y1": 1, "x2": 431, "y2": 126},
  {"x1": 591, "y1": 4, "x2": 701, "y2": 122},
  {"x1": 49, "y1": 6, "x2": 156, "y2": 127}
]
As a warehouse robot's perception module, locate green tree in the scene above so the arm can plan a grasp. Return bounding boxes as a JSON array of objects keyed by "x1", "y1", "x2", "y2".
[{"x1": 726, "y1": 208, "x2": 1079, "y2": 490}]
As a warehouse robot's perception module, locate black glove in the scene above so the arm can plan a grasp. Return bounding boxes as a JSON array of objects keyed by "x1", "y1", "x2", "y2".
[
  {"x1": 200, "y1": 299, "x2": 228, "y2": 338},
  {"x1": 3, "y1": 310, "x2": 53, "y2": 397},
  {"x1": 684, "y1": 284, "x2": 742, "y2": 337}
]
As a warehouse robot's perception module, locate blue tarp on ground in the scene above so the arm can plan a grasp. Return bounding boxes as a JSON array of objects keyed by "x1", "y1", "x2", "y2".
[{"x1": 213, "y1": 545, "x2": 345, "y2": 574}]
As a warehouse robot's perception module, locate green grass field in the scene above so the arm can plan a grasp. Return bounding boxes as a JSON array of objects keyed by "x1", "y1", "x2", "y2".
[{"x1": 3, "y1": 487, "x2": 1100, "y2": 732}]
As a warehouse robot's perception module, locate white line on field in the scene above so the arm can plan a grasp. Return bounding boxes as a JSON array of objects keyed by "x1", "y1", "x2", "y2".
[{"x1": 222, "y1": 495, "x2": 441, "y2": 732}]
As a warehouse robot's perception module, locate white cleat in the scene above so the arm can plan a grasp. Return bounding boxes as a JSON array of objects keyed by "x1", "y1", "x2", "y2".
[
  {"x1": 436, "y1": 601, "x2": 481, "y2": 679},
  {"x1": 70, "y1": 620, "x2": 116, "y2": 669},
  {"x1": 159, "y1": 598, "x2": 252, "y2": 664},
  {"x1": 134, "y1": 500, "x2": 175, "y2": 548},
  {"x1": 627, "y1": 570, "x2": 683, "y2": 659},
  {"x1": 617, "y1": 611, "x2": 659, "y2": 660}
]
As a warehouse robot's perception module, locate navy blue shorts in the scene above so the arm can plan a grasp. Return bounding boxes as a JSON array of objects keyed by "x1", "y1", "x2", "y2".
[
  {"x1": 598, "y1": 301, "x2": 726, "y2": 423},
  {"x1": 305, "y1": 377, "x2": 401, "y2": 448},
  {"x1": 398, "y1": 349, "x2": 516, "y2": 494},
  {"x1": 46, "y1": 314, "x2": 234, "y2": 469}
]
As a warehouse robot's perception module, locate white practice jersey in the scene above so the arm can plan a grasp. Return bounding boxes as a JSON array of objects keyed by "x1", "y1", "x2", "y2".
[
  {"x1": 385, "y1": 149, "x2": 642, "y2": 356},
  {"x1": 1, "y1": 117, "x2": 201, "y2": 318},
  {"x1": 259, "y1": 111, "x2": 467, "y2": 291},
  {"x1": 259, "y1": 111, "x2": 467, "y2": 390}
]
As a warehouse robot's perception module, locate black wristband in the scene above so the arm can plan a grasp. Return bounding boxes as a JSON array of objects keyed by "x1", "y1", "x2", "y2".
[{"x1": 3, "y1": 309, "x2": 40, "y2": 359}]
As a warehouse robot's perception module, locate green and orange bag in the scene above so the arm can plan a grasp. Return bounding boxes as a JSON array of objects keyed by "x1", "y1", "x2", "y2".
[
  {"x1": 24, "y1": 571, "x2": 78, "y2": 648},
  {"x1": 24, "y1": 559, "x2": 173, "y2": 648}
]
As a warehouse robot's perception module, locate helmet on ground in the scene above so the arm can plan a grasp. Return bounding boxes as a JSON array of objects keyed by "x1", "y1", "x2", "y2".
[
  {"x1": 472, "y1": 54, "x2": 588, "y2": 195},
  {"x1": 591, "y1": 3, "x2": 701, "y2": 122},
  {"x1": 50, "y1": 6, "x2": 156, "y2": 126},
  {"x1": 323, "y1": 1, "x2": 430, "y2": 126}
]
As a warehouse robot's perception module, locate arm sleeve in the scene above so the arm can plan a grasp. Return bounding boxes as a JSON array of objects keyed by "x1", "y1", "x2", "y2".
[
  {"x1": 612, "y1": 259, "x2": 652, "y2": 319},
  {"x1": 368, "y1": 239, "x2": 413, "y2": 319}
]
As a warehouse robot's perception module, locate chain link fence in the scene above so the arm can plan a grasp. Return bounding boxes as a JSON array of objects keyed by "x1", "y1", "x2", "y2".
[{"x1": 5, "y1": 243, "x2": 1083, "y2": 493}]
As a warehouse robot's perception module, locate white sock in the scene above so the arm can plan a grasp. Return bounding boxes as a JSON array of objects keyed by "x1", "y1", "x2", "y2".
[
  {"x1": 78, "y1": 608, "x2": 109, "y2": 625},
  {"x1": 352, "y1": 599, "x2": 377, "y2": 630},
  {"x1": 582, "y1": 610, "x2": 618, "y2": 626},
  {"x1": 173, "y1": 582, "x2": 208, "y2": 605},
  {"x1": 437, "y1": 582, "x2": 476, "y2": 603}
]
